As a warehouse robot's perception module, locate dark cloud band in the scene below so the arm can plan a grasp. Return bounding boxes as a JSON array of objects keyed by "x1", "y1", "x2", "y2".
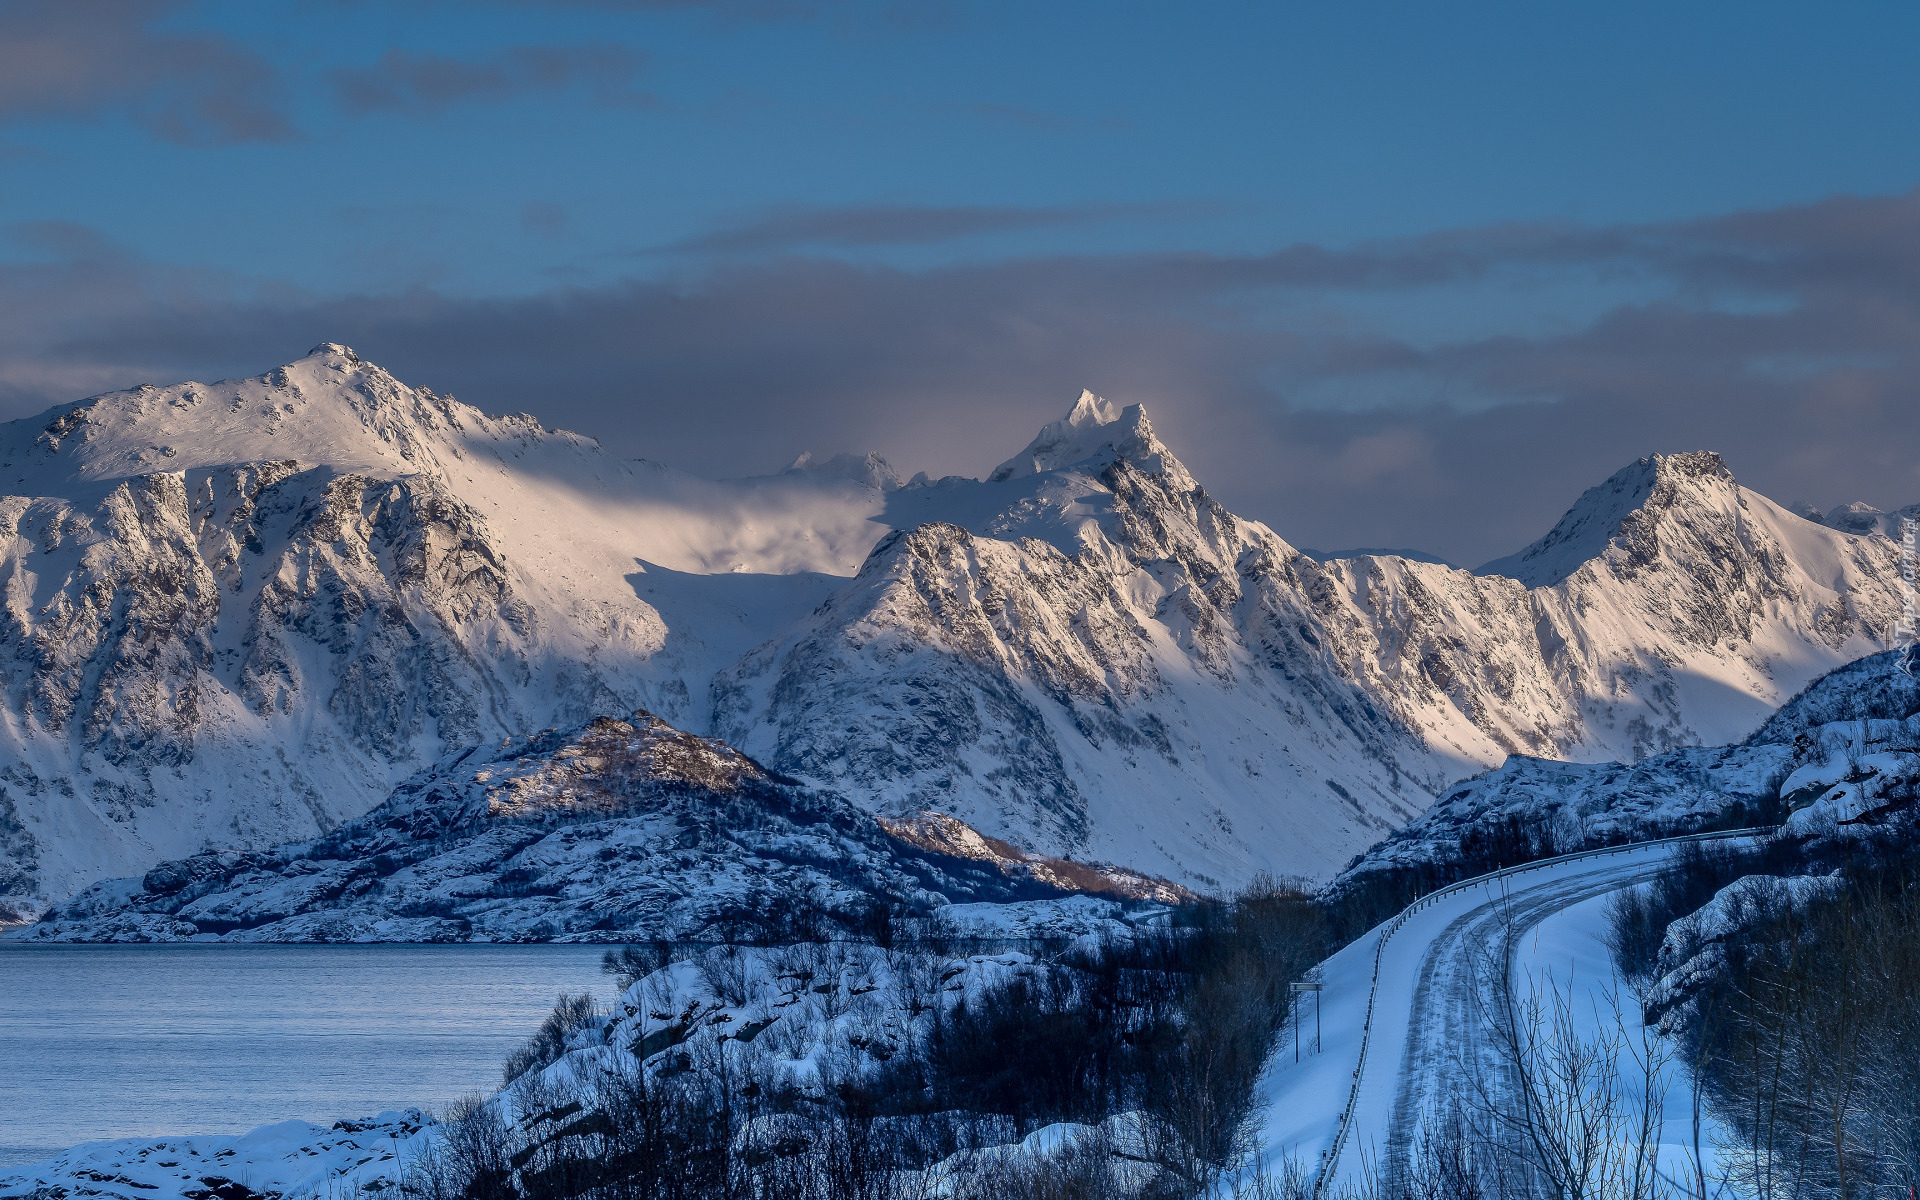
[{"x1": 3, "y1": 190, "x2": 1918, "y2": 566}]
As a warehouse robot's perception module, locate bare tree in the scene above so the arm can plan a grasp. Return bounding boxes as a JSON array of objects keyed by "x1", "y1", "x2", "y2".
[{"x1": 1463, "y1": 903, "x2": 1674, "y2": 1200}]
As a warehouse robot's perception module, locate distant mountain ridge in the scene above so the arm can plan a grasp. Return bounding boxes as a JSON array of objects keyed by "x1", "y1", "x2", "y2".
[{"x1": 0, "y1": 346, "x2": 1905, "y2": 907}]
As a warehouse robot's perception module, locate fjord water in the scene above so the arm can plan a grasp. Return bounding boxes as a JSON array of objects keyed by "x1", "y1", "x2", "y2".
[{"x1": 0, "y1": 943, "x2": 611, "y2": 1169}]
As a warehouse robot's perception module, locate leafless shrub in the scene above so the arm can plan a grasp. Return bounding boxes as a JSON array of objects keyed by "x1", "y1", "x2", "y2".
[
  {"x1": 501, "y1": 992, "x2": 602, "y2": 1085},
  {"x1": 772, "y1": 941, "x2": 821, "y2": 992},
  {"x1": 697, "y1": 943, "x2": 753, "y2": 1007},
  {"x1": 895, "y1": 951, "x2": 946, "y2": 1016},
  {"x1": 600, "y1": 941, "x2": 670, "y2": 989},
  {"x1": 1223, "y1": 1151, "x2": 1313, "y2": 1200},
  {"x1": 1463, "y1": 906, "x2": 1673, "y2": 1200},
  {"x1": 638, "y1": 968, "x2": 680, "y2": 1021},
  {"x1": 946, "y1": 1127, "x2": 1145, "y2": 1200},
  {"x1": 762, "y1": 1006, "x2": 813, "y2": 1059},
  {"x1": 401, "y1": 1093, "x2": 514, "y2": 1200},
  {"x1": 1602, "y1": 885, "x2": 1666, "y2": 994}
]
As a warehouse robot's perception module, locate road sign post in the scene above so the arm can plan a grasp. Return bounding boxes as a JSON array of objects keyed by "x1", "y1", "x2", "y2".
[{"x1": 1290, "y1": 981, "x2": 1323, "y2": 1062}]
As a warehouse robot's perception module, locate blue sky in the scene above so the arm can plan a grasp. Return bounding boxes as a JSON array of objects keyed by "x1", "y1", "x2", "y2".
[{"x1": 4, "y1": 0, "x2": 1920, "y2": 563}]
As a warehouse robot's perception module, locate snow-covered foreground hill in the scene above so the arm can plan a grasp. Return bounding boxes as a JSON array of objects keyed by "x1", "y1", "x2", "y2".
[
  {"x1": 0, "y1": 895, "x2": 1155, "y2": 1200},
  {"x1": 0, "y1": 344, "x2": 1905, "y2": 908}
]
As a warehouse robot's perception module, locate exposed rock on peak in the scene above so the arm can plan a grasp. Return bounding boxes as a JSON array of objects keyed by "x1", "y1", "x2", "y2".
[{"x1": 878, "y1": 810, "x2": 1195, "y2": 903}]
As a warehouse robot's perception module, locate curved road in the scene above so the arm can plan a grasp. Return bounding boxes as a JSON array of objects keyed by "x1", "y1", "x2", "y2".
[
  {"x1": 1376, "y1": 855, "x2": 1676, "y2": 1189},
  {"x1": 1242, "y1": 833, "x2": 1760, "y2": 1197}
]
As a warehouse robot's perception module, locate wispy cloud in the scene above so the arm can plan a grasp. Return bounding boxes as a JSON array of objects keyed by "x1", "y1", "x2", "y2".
[
  {"x1": 0, "y1": 0, "x2": 292, "y2": 144},
  {"x1": 329, "y1": 46, "x2": 654, "y2": 115},
  {"x1": 672, "y1": 200, "x2": 1228, "y2": 253}
]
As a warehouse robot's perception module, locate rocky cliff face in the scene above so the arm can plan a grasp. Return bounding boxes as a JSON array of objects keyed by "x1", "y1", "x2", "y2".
[
  {"x1": 0, "y1": 460, "x2": 640, "y2": 901},
  {"x1": 0, "y1": 352, "x2": 1904, "y2": 906}
]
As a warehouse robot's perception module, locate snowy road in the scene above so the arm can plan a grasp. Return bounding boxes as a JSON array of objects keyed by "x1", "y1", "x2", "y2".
[{"x1": 1242, "y1": 833, "x2": 1760, "y2": 1194}]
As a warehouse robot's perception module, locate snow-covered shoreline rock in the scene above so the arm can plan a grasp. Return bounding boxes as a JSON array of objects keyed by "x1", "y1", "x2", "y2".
[{"x1": 0, "y1": 1111, "x2": 434, "y2": 1200}]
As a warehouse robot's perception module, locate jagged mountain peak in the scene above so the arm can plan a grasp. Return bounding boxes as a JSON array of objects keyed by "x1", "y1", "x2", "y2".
[
  {"x1": 3, "y1": 346, "x2": 616, "y2": 502},
  {"x1": 1064, "y1": 387, "x2": 1119, "y2": 428},
  {"x1": 1477, "y1": 450, "x2": 1743, "y2": 586},
  {"x1": 987, "y1": 389, "x2": 1175, "y2": 483}
]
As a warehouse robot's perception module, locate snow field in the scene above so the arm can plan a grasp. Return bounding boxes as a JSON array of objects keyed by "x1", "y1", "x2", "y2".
[{"x1": 0, "y1": 1112, "x2": 434, "y2": 1200}]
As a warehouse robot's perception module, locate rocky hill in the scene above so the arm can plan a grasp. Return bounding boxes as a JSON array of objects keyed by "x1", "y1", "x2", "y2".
[{"x1": 20, "y1": 709, "x2": 1172, "y2": 942}]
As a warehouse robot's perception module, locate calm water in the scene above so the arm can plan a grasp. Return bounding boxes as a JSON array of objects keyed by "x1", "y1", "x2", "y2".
[{"x1": 0, "y1": 943, "x2": 613, "y2": 1169}]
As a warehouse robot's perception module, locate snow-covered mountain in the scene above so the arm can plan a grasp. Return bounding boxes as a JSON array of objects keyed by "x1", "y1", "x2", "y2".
[
  {"x1": 0, "y1": 345, "x2": 901, "y2": 907},
  {"x1": 1790, "y1": 498, "x2": 1920, "y2": 539},
  {"x1": 0, "y1": 346, "x2": 1905, "y2": 907},
  {"x1": 712, "y1": 432, "x2": 1901, "y2": 888}
]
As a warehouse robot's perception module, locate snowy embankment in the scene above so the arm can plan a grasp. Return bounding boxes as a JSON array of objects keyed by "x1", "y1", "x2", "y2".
[{"x1": 1240, "y1": 833, "x2": 1758, "y2": 1195}]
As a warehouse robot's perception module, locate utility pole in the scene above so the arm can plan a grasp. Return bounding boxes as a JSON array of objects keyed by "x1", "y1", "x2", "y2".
[{"x1": 1290, "y1": 980, "x2": 1323, "y2": 1061}]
